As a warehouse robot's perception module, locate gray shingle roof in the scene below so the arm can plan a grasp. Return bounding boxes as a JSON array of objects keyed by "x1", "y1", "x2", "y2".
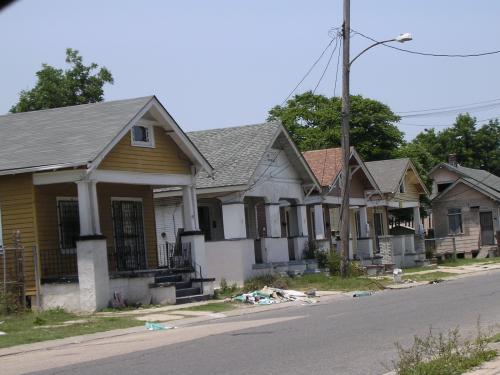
[
  {"x1": 188, "y1": 122, "x2": 281, "y2": 189},
  {"x1": 0, "y1": 96, "x2": 153, "y2": 173},
  {"x1": 365, "y1": 158, "x2": 410, "y2": 193},
  {"x1": 453, "y1": 165, "x2": 500, "y2": 200}
]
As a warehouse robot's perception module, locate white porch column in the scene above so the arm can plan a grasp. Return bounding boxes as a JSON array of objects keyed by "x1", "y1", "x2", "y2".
[
  {"x1": 76, "y1": 180, "x2": 93, "y2": 236},
  {"x1": 296, "y1": 204, "x2": 309, "y2": 237},
  {"x1": 265, "y1": 203, "x2": 281, "y2": 238},
  {"x1": 89, "y1": 181, "x2": 101, "y2": 235},
  {"x1": 182, "y1": 185, "x2": 198, "y2": 232},
  {"x1": 222, "y1": 202, "x2": 247, "y2": 239},
  {"x1": 413, "y1": 206, "x2": 423, "y2": 235},
  {"x1": 359, "y1": 206, "x2": 369, "y2": 238},
  {"x1": 314, "y1": 204, "x2": 325, "y2": 240}
]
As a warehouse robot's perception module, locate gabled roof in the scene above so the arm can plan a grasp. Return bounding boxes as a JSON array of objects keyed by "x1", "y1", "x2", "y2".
[
  {"x1": 0, "y1": 96, "x2": 212, "y2": 175},
  {"x1": 430, "y1": 163, "x2": 500, "y2": 201},
  {"x1": 188, "y1": 122, "x2": 320, "y2": 190},
  {"x1": 302, "y1": 148, "x2": 342, "y2": 186},
  {"x1": 365, "y1": 158, "x2": 428, "y2": 195},
  {"x1": 302, "y1": 147, "x2": 378, "y2": 193}
]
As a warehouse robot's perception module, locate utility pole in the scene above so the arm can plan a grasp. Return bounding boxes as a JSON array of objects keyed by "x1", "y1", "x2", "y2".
[{"x1": 339, "y1": 0, "x2": 351, "y2": 278}]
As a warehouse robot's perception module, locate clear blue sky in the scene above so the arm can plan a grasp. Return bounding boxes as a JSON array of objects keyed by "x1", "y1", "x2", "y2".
[{"x1": 1, "y1": 0, "x2": 500, "y2": 140}]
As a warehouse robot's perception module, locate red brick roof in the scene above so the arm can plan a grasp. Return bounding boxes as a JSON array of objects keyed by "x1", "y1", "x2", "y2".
[{"x1": 303, "y1": 148, "x2": 343, "y2": 187}]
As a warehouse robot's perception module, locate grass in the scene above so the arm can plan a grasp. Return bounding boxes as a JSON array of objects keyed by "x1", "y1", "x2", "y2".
[
  {"x1": 394, "y1": 326, "x2": 496, "y2": 375},
  {"x1": 439, "y1": 257, "x2": 500, "y2": 268},
  {"x1": 0, "y1": 308, "x2": 142, "y2": 348},
  {"x1": 402, "y1": 271, "x2": 455, "y2": 282},
  {"x1": 403, "y1": 265, "x2": 438, "y2": 274},
  {"x1": 286, "y1": 274, "x2": 390, "y2": 292},
  {"x1": 177, "y1": 302, "x2": 237, "y2": 313}
]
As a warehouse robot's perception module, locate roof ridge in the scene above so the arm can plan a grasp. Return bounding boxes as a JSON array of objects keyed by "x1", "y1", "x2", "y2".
[
  {"x1": 187, "y1": 121, "x2": 279, "y2": 134},
  {"x1": 1, "y1": 95, "x2": 154, "y2": 118}
]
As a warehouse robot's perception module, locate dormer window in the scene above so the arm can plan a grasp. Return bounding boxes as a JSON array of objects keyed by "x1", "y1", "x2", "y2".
[{"x1": 131, "y1": 124, "x2": 154, "y2": 148}]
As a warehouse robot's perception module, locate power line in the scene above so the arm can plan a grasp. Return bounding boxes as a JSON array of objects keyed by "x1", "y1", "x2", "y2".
[
  {"x1": 397, "y1": 98, "x2": 500, "y2": 114},
  {"x1": 333, "y1": 38, "x2": 342, "y2": 97},
  {"x1": 398, "y1": 102, "x2": 500, "y2": 119},
  {"x1": 313, "y1": 37, "x2": 339, "y2": 94},
  {"x1": 281, "y1": 37, "x2": 336, "y2": 105},
  {"x1": 399, "y1": 115, "x2": 500, "y2": 128},
  {"x1": 352, "y1": 29, "x2": 500, "y2": 58}
]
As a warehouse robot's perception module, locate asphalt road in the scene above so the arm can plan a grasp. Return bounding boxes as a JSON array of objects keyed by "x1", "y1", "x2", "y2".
[{"x1": 32, "y1": 271, "x2": 500, "y2": 375}]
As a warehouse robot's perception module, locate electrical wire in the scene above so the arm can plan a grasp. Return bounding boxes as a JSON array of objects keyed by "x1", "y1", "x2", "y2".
[
  {"x1": 333, "y1": 38, "x2": 342, "y2": 97},
  {"x1": 399, "y1": 115, "x2": 500, "y2": 127},
  {"x1": 399, "y1": 102, "x2": 500, "y2": 119},
  {"x1": 352, "y1": 29, "x2": 500, "y2": 58},
  {"x1": 313, "y1": 37, "x2": 339, "y2": 94},
  {"x1": 281, "y1": 38, "x2": 336, "y2": 105},
  {"x1": 397, "y1": 98, "x2": 500, "y2": 114}
]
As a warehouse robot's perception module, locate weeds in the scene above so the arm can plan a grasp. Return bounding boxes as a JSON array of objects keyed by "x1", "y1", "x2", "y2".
[
  {"x1": 243, "y1": 274, "x2": 289, "y2": 292},
  {"x1": 393, "y1": 324, "x2": 496, "y2": 375}
]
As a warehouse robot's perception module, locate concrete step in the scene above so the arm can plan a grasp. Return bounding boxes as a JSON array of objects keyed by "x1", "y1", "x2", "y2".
[
  {"x1": 173, "y1": 280, "x2": 192, "y2": 289},
  {"x1": 155, "y1": 274, "x2": 183, "y2": 283},
  {"x1": 175, "y1": 294, "x2": 210, "y2": 305},
  {"x1": 176, "y1": 287, "x2": 201, "y2": 298}
]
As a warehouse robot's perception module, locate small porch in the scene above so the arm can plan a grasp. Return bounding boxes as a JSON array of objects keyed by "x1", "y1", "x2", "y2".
[{"x1": 34, "y1": 170, "x2": 209, "y2": 312}]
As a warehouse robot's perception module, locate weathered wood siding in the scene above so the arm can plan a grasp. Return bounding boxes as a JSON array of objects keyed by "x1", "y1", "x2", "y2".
[
  {"x1": 393, "y1": 169, "x2": 422, "y2": 202},
  {"x1": 432, "y1": 182, "x2": 499, "y2": 253},
  {"x1": 99, "y1": 126, "x2": 191, "y2": 174},
  {"x1": 0, "y1": 174, "x2": 38, "y2": 295},
  {"x1": 35, "y1": 183, "x2": 158, "y2": 269}
]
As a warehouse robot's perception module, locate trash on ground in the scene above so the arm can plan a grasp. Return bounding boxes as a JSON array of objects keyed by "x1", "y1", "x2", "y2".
[
  {"x1": 352, "y1": 291, "x2": 373, "y2": 298},
  {"x1": 429, "y1": 279, "x2": 444, "y2": 284},
  {"x1": 0, "y1": 331, "x2": 6, "y2": 335},
  {"x1": 393, "y1": 268, "x2": 403, "y2": 283},
  {"x1": 145, "y1": 322, "x2": 175, "y2": 331},
  {"x1": 305, "y1": 288, "x2": 316, "y2": 297},
  {"x1": 231, "y1": 286, "x2": 317, "y2": 305}
]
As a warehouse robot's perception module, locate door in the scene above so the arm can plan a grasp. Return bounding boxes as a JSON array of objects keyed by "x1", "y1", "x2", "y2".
[
  {"x1": 198, "y1": 206, "x2": 212, "y2": 241},
  {"x1": 112, "y1": 200, "x2": 147, "y2": 271},
  {"x1": 480, "y1": 211, "x2": 494, "y2": 246}
]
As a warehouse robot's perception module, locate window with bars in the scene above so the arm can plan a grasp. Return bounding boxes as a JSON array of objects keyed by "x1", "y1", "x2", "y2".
[
  {"x1": 447, "y1": 208, "x2": 463, "y2": 235},
  {"x1": 57, "y1": 199, "x2": 80, "y2": 253}
]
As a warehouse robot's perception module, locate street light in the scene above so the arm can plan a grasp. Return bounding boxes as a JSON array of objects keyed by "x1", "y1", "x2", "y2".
[{"x1": 339, "y1": 0, "x2": 412, "y2": 278}]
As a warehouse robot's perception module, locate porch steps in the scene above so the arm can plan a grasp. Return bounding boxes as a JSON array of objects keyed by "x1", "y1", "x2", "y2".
[{"x1": 153, "y1": 272, "x2": 209, "y2": 305}]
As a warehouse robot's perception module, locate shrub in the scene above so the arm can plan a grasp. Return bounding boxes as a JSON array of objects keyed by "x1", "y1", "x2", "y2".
[
  {"x1": 0, "y1": 289, "x2": 23, "y2": 315},
  {"x1": 327, "y1": 252, "x2": 342, "y2": 276},
  {"x1": 303, "y1": 240, "x2": 317, "y2": 260}
]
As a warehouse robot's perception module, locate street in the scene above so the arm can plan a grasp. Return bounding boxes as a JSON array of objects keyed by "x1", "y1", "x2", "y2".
[{"x1": 7, "y1": 270, "x2": 498, "y2": 375}]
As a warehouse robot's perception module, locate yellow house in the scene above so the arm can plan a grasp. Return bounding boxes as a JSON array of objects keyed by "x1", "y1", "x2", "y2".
[{"x1": 0, "y1": 96, "x2": 212, "y2": 312}]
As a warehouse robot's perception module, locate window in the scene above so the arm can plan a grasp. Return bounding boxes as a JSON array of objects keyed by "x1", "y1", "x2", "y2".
[
  {"x1": 437, "y1": 183, "x2": 452, "y2": 193},
  {"x1": 57, "y1": 198, "x2": 80, "y2": 254},
  {"x1": 447, "y1": 208, "x2": 463, "y2": 235},
  {"x1": 131, "y1": 124, "x2": 154, "y2": 147},
  {"x1": 399, "y1": 179, "x2": 406, "y2": 193}
]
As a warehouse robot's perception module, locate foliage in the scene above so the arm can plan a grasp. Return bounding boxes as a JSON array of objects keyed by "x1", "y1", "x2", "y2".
[
  {"x1": 315, "y1": 250, "x2": 329, "y2": 269},
  {"x1": 214, "y1": 278, "x2": 240, "y2": 299},
  {"x1": 393, "y1": 325, "x2": 496, "y2": 375},
  {"x1": 0, "y1": 289, "x2": 24, "y2": 315},
  {"x1": 439, "y1": 257, "x2": 500, "y2": 268},
  {"x1": 326, "y1": 252, "x2": 363, "y2": 277},
  {"x1": 401, "y1": 114, "x2": 500, "y2": 176},
  {"x1": 10, "y1": 48, "x2": 114, "y2": 113},
  {"x1": 243, "y1": 274, "x2": 290, "y2": 292},
  {"x1": 286, "y1": 273, "x2": 389, "y2": 292},
  {"x1": 303, "y1": 240, "x2": 317, "y2": 260},
  {"x1": 268, "y1": 91, "x2": 404, "y2": 161}
]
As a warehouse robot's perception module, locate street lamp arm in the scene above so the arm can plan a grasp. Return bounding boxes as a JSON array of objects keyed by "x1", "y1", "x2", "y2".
[{"x1": 349, "y1": 39, "x2": 395, "y2": 66}]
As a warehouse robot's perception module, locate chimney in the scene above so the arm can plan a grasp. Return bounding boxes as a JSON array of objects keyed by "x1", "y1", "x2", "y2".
[{"x1": 448, "y1": 153, "x2": 457, "y2": 167}]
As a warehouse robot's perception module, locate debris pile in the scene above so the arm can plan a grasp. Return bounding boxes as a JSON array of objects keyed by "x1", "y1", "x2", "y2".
[{"x1": 232, "y1": 287, "x2": 318, "y2": 305}]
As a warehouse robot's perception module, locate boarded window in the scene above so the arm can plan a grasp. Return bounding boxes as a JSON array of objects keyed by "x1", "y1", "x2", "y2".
[{"x1": 447, "y1": 208, "x2": 463, "y2": 235}]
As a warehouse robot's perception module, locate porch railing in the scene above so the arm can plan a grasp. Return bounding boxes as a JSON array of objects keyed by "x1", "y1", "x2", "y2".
[
  {"x1": 39, "y1": 248, "x2": 78, "y2": 281},
  {"x1": 157, "y1": 242, "x2": 192, "y2": 270}
]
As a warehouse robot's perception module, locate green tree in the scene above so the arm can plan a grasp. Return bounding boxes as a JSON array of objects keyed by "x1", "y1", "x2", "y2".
[
  {"x1": 403, "y1": 114, "x2": 500, "y2": 176},
  {"x1": 10, "y1": 48, "x2": 113, "y2": 113},
  {"x1": 268, "y1": 92, "x2": 404, "y2": 161}
]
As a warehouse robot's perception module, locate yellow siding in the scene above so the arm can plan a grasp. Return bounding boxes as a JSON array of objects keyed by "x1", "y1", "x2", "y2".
[
  {"x1": 394, "y1": 169, "x2": 422, "y2": 202},
  {"x1": 35, "y1": 183, "x2": 158, "y2": 270},
  {"x1": 99, "y1": 126, "x2": 191, "y2": 174},
  {"x1": 0, "y1": 174, "x2": 37, "y2": 295}
]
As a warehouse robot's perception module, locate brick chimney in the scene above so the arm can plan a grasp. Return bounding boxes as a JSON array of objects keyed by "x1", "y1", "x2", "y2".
[{"x1": 448, "y1": 153, "x2": 457, "y2": 167}]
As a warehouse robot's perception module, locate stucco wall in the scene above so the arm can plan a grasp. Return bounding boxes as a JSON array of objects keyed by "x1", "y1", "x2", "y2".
[{"x1": 205, "y1": 239, "x2": 255, "y2": 286}]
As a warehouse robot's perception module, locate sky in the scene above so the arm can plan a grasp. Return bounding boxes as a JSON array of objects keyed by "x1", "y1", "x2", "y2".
[{"x1": 1, "y1": 0, "x2": 500, "y2": 140}]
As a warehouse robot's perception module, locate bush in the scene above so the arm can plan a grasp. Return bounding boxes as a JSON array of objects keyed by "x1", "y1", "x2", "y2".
[
  {"x1": 327, "y1": 252, "x2": 364, "y2": 277},
  {"x1": 0, "y1": 289, "x2": 23, "y2": 315},
  {"x1": 243, "y1": 274, "x2": 289, "y2": 292},
  {"x1": 303, "y1": 240, "x2": 317, "y2": 260},
  {"x1": 393, "y1": 325, "x2": 496, "y2": 375}
]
